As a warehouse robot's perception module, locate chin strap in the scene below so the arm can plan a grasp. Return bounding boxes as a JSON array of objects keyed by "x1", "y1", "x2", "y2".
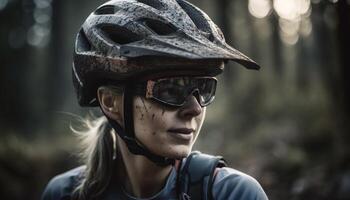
[{"x1": 101, "y1": 84, "x2": 175, "y2": 166}]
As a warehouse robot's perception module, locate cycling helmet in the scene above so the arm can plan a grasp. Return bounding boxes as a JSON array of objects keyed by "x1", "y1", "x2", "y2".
[{"x1": 72, "y1": 0, "x2": 260, "y2": 165}]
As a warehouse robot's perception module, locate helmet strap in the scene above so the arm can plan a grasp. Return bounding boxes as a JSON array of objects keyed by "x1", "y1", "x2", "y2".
[{"x1": 102, "y1": 83, "x2": 175, "y2": 166}]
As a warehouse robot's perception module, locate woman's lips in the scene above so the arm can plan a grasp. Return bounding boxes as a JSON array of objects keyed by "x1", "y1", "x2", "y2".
[
  {"x1": 167, "y1": 128, "x2": 194, "y2": 141},
  {"x1": 168, "y1": 128, "x2": 194, "y2": 135}
]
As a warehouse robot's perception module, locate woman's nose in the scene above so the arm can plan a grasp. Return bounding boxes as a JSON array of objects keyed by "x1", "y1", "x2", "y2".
[{"x1": 178, "y1": 94, "x2": 202, "y2": 119}]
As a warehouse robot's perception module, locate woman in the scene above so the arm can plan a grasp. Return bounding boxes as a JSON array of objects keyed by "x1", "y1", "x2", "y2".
[{"x1": 42, "y1": 0, "x2": 268, "y2": 199}]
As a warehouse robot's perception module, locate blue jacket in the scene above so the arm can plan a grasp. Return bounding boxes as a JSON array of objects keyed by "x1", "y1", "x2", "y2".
[{"x1": 42, "y1": 165, "x2": 268, "y2": 200}]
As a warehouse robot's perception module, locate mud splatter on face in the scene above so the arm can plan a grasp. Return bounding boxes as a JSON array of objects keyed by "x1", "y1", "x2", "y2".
[
  {"x1": 135, "y1": 105, "x2": 144, "y2": 117},
  {"x1": 140, "y1": 98, "x2": 149, "y2": 114},
  {"x1": 132, "y1": 93, "x2": 206, "y2": 161}
]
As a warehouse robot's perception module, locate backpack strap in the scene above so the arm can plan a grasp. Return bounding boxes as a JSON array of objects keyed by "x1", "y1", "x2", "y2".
[{"x1": 177, "y1": 151, "x2": 227, "y2": 200}]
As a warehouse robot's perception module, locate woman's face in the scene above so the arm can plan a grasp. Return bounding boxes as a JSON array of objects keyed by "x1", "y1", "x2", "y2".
[{"x1": 133, "y1": 94, "x2": 206, "y2": 159}]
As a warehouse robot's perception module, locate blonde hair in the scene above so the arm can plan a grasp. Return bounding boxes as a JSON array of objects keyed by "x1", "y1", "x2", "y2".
[{"x1": 71, "y1": 115, "x2": 116, "y2": 200}]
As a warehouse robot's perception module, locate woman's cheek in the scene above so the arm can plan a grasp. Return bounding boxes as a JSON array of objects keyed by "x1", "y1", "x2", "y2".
[
  {"x1": 150, "y1": 111, "x2": 168, "y2": 133},
  {"x1": 194, "y1": 109, "x2": 206, "y2": 136}
]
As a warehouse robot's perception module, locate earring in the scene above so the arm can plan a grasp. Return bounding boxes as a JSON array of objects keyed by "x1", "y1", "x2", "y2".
[{"x1": 110, "y1": 130, "x2": 117, "y2": 160}]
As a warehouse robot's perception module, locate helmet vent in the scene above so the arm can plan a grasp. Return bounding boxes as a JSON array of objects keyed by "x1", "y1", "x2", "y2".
[
  {"x1": 77, "y1": 29, "x2": 91, "y2": 52},
  {"x1": 143, "y1": 19, "x2": 177, "y2": 35},
  {"x1": 95, "y1": 5, "x2": 121, "y2": 15},
  {"x1": 137, "y1": 0, "x2": 166, "y2": 10},
  {"x1": 99, "y1": 25, "x2": 142, "y2": 45},
  {"x1": 176, "y1": 0, "x2": 212, "y2": 37}
]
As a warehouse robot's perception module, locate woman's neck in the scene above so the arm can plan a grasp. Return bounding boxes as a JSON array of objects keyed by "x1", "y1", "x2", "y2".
[{"x1": 116, "y1": 140, "x2": 173, "y2": 198}]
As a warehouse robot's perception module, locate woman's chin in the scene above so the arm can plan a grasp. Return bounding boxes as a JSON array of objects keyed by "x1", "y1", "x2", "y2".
[{"x1": 161, "y1": 146, "x2": 192, "y2": 159}]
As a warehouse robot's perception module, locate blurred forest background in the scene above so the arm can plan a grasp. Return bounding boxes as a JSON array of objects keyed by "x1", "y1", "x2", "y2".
[{"x1": 1, "y1": 0, "x2": 350, "y2": 199}]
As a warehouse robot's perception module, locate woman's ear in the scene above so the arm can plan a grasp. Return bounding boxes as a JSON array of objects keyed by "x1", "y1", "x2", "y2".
[{"x1": 97, "y1": 86, "x2": 123, "y2": 124}]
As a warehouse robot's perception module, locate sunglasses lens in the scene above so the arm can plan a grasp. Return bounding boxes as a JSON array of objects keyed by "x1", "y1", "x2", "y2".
[
  {"x1": 151, "y1": 77, "x2": 216, "y2": 107},
  {"x1": 152, "y1": 79, "x2": 186, "y2": 106},
  {"x1": 197, "y1": 78, "x2": 216, "y2": 106}
]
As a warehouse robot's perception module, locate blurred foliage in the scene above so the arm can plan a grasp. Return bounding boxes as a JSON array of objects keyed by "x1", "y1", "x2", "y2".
[
  {"x1": 1, "y1": 0, "x2": 350, "y2": 199},
  {"x1": 0, "y1": 134, "x2": 77, "y2": 200}
]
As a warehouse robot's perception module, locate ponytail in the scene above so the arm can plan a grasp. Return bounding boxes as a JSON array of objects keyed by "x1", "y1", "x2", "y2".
[{"x1": 71, "y1": 116, "x2": 116, "y2": 200}]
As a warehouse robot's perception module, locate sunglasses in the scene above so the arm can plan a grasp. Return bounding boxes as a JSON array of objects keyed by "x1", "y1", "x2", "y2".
[{"x1": 134, "y1": 76, "x2": 217, "y2": 107}]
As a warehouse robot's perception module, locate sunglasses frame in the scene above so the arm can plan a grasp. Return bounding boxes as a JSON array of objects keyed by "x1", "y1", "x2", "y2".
[{"x1": 143, "y1": 76, "x2": 217, "y2": 107}]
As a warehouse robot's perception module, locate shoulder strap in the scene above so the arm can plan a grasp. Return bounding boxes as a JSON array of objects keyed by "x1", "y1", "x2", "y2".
[{"x1": 178, "y1": 151, "x2": 227, "y2": 200}]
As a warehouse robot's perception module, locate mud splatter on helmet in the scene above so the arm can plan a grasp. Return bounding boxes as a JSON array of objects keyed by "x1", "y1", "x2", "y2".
[
  {"x1": 72, "y1": 0, "x2": 260, "y2": 165},
  {"x1": 73, "y1": 0, "x2": 259, "y2": 107}
]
